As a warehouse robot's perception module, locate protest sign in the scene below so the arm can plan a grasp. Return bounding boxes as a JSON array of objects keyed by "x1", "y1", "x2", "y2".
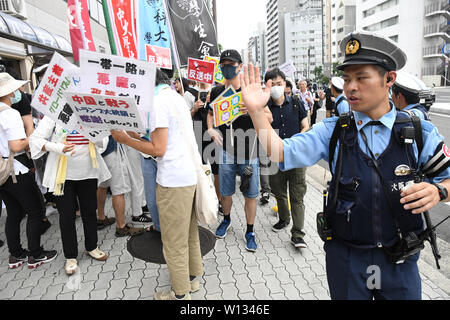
[
  {"x1": 212, "y1": 92, "x2": 244, "y2": 127},
  {"x1": 136, "y1": 0, "x2": 171, "y2": 61},
  {"x1": 279, "y1": 61, "x2": 296, "y2": 79},
  {"x1": 187, "y1": 58, "x2": 216, "y2": 85},
  {"x1": 210, "y1": 85, "x2": 236, "y2": 105},
  {"x1": 165, "y1": 0, "x2": 219, "y2": 66},
  {"x1": 64, "y1": 93, "x2": 145, "y2": 133},
  {"x1": 78, "y1": 49, "x2": 156, "y2": 129},
  {"x1": 146, "y1": 44, "x2": 172, "y2": 69},
  {"x1": 204, "y1": 56, "x2": 224, "y2": 84},
  {"x1": 103, "y1": 0, "x2": 138, "y2": 59},
  {"x1": 67, "y1": 0, "x2": 96, "y2": 61},
  {"x1": 31, "y1": 52, "x2": 79, "y2": 131}
]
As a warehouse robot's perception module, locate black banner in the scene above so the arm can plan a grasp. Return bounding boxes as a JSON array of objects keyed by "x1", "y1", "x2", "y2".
[{"x1": 166, "y1": 0, "x2": 219, "y2": 66}]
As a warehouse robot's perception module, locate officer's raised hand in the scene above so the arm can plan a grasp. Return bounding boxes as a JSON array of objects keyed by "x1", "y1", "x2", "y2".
[{"x1": 239, "y1": 63, "x2": 272, "y2": 115}]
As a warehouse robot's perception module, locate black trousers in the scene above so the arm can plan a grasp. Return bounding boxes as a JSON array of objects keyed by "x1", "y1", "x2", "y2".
[
  {"x1": 54, "y1": 179, "x2": 98, "y2": 259},
  {"x1": 0, "y1": 172, "x2": 44, "y2": 258}
]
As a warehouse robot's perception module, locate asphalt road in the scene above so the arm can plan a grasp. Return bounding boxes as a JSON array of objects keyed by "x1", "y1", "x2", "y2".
[{"x1": 314, "y1": 108, "x2": 450, "y2": 243}]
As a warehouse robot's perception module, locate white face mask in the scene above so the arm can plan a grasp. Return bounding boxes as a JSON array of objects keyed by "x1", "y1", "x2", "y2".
[{"x1": 270, "y1": 86, "x2": 285, "y2": 100}]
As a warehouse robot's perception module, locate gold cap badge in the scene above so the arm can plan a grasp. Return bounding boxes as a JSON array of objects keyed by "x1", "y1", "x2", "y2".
[{"x1": 346, "y1": 39, "x2": 361, "y2": 55}]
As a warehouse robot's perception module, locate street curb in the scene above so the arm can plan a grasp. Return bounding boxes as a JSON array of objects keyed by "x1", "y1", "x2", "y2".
[{"x1": 430, "y1": 103, "x2": 450, "y2": 116}]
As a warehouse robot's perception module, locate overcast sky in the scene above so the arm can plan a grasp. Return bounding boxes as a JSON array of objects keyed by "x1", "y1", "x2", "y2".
[{"x1": 216, "y1": 0, "x2": 267, "y2": 51}]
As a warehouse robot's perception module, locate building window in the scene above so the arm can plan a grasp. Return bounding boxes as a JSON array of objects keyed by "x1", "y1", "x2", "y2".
[
  {"x1": 363, "y1": 16, "x2": 399, "y2": 32},
  {"x1": 88, "y1": 0, "x2": 106, "y2": 27},
  {"x1": 363, "y1": 0, "x2": 399, "y2": 18}
]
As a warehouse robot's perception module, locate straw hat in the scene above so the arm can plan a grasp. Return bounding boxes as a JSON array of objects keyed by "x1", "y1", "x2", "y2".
[{"x1": 0, "y1": 72, "x2": 29, "y2": 98}]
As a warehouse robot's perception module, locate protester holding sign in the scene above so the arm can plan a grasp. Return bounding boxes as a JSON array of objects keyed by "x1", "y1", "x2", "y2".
[
  {"x1": 111, "y1": 69, "x2": 203, "y2": 300},
  {"x1": 29, "y1": 116, "x2": 111, "y2": 275},
  {"x1": 206, "y1": 50, "x2": 272, "y2": 252},
  {"x1": 0, "y1": 73, "x2": 57, "y2": 270}
]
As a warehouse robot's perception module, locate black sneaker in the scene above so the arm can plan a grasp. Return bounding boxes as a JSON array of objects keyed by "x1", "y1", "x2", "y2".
[
  {"x1": 272, "y1": 220, "x2": 289, "y2": 232},
  {"x1": 291, "y1": 237, "x2": 308, "y2": 249},
  {"x1": 9, "y1": 252, "x2": 28, "y2": 269},
  {"x1": 40, "y1": 218, "x2": 51, "y2": 236},
  {"x1": 132, "y1": 214, "x2": 152, "y2": 223},
  {"x1": 218, "y1": 203, "x2": 224, "y2": 216},
  {"x1": 142, "y1": 205, "x2": 150, "y2": 215},
  {"x1": 259, "y1": 192, "x2": 270, "y2": 205},
  {"x1": 27, "y1": 250, "x2": 57, "y2": 269}
]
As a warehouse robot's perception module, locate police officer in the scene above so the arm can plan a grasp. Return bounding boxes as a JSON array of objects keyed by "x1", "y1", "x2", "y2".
[
  {"x1": 392, "y1": 71, "x2": 430, "y2": 120},
  {"x1": 240, "y1": 30, "x2": 450, "y2": 300},
  {"x1": 331, "y1": 77, "x2": 350, "y2": 117}
]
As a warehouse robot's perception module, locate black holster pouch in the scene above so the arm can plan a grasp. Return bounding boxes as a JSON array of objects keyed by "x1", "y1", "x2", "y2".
[
  {"x1": 383, "y1": 232, "x2": 425, "y2": 264},
  {"x1": 239, "y1": 165, "x2": 253, "y2": 194}
]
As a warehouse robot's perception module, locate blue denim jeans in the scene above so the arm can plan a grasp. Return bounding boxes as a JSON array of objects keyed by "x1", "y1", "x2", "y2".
[{"x1": 141, "y1": 157, "x2": 160, "y2": 231}]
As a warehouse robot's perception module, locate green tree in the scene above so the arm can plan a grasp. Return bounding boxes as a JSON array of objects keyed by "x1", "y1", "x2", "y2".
[{"x1": 332, "y1": 62, "x2": 344, "y2": 77}]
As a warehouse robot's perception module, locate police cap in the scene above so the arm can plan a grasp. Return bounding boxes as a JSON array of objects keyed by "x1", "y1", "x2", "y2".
[
  {"x1": 394, "y1": 71, "x2": 428, "y2": 94},
  {"x1": 331, "y1": 77, "x2": 344, "y2": 91},
  {"x1": 338, "y1": 31, "x2": 407, "y2": 72}
]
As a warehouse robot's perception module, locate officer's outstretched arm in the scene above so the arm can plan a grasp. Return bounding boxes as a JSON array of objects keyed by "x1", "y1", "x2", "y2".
[
  {"x1": 240, "y1": 64, "x2": 284, "y2": 163},
  {"x1": 400, "y1": 179, "x2": 450, "y2": 214}
]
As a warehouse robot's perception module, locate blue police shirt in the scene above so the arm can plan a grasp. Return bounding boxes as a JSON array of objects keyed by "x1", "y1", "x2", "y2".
[
  {"x1": 403, "y1": 104, "x2": 427, "y2": 121},
  {"x1": 268, "y1": 94, "x2": 307, "y2": 139},
  {"x1": 280, "y1": 106, "x2": 450, "y2": 183},
  {"x1": 336, "y1": 94, "x2": 350, "y2": 115}
]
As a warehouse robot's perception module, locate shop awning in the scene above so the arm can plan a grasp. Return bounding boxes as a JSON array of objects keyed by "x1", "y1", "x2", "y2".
[{"x1": 0, "y1": 12, "x2": 73, "y2": 57}]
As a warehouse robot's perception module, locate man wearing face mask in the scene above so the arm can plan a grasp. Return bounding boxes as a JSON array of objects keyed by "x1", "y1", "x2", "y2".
[
  {"x1": 206, "y1": 50, "x2": 272, "y2": 252},
  {"x1": 265, "y1": 68, "x2": 310, "y2": 248}
]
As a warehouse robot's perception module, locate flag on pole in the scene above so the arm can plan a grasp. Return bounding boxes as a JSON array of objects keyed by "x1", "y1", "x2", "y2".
[
  {"x1": 67, "y1": 0, "x2": 96, "y2": 61},
  {"x1": 165, "y1": 0, "x2": 219, "y2": 66},
  {"x1": 136, "y1": 0, "x2": 171, "y2": 61},
  {"x1": 102, "y1": 0, "x2": 139, "y2": 59}
]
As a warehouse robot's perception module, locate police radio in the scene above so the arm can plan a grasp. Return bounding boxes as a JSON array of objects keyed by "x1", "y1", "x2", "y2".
[{"x1": 317, "y1": 186, "x2": 333, "y2": 242}]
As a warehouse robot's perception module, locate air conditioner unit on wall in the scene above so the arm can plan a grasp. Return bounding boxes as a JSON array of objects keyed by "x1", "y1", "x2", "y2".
[{"x1": 0, "y1": 0, "x2": 27, "y2": 20}]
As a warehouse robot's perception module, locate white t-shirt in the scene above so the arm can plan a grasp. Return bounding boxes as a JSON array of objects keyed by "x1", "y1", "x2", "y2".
[
  {"x1": 0, "y1": 103, "x2": 29, "y2": 175},
  {"x1": 150, "y1": 87, "x2": 199, "y2": 188},
  {"x1": 65, "y1": 131, "x2": 99, "y2": 181}
]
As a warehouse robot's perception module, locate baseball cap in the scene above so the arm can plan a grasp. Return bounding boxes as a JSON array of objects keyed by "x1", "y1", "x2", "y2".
[{"x1": 219, "y1": 50, "x2": 242, "y2": 65}]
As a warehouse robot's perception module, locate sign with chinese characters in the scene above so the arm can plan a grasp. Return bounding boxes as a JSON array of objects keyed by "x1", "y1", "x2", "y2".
[
  {"x1": 137, "y1": 0, "x2": 171, "y2": 61},
  {"x1": 203, "y1": 55, "x2": 224, "y2": 84},
  {"x1": 67, "y1": 0, "x2": 96, "y2": 61},
  {"x1": 31, "y1": 52, "x2": 79, "y2": 131},
  {"x1": 166, "y1": 0, "x2": 219, "y2": 66},
  {"x1": 64, "y1": 93, "x2": 145, "y2": 133},
  {"x1": 79, "y1": 50, "x2": 156, "y2": 129},
  {"x1": 104, "y1": 0, "x2": 138, "y2": 59},
  {"x1": 187, "y1": 58, "x2": 216, "y2": 85},
  {"x1": 212, "y1": 92, "x2": 244, "y2": 127},
  {"x1": 145, "y1": 44, "x2": 172, "y2": 69}
]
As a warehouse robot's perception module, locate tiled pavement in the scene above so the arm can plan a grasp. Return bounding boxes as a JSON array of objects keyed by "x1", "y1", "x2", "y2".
[{"x1": 0, "y1": 171, "x2": 449, "y2": 300}]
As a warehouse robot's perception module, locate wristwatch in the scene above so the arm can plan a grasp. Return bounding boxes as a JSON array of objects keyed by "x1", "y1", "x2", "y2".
[{"x1": 433, "y1": 183, "x2": 448, "y2": 202}]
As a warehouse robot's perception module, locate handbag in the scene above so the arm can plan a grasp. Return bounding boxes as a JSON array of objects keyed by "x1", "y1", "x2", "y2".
[{"x1": 170, "y1": 102, "x2": 218, "y2": 225}]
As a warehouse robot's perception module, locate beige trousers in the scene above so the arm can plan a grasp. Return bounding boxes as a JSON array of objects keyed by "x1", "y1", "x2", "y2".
[{"x1": 156, "y1": 184, "x2": 203, "y2": 295}]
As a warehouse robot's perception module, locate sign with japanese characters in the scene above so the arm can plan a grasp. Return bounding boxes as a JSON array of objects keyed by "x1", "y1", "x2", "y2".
[
  {"x1": 104, "y1": 0, "x2": 138, "y2": 59},
  {"x1": 67, "y1": 0, "x2": 96, "y2": 61},
  {"x1": 79, "y1": 50, "x2": 156, "y2": 129},
  {"x1": 203, "y1": 55, "x2": 224, "y2": 84},
  {"x1": 212, "y1": 92, "x2": 244, "y2": 127},
  {"x1": 187, "y1": 58, "x2": 216, "y2": 85},
  {"x1": 137, "y1": 0, "x2": 171, "y2": 61},
  {"x1": 145, "y1": 44, "x2": 172, "y2": 69},
  {"x1": 65, "y1": 93, "x2": 145, "y2": 133},
  {"x1": 279, "y1": 61, "x2": 296, "y2": 80},
  {"x1": 166, "y1": 0, "x2": 219, "y2": 66},
  {"x1": 31, "y1": 52, "x2": 79, "y2": 131}
]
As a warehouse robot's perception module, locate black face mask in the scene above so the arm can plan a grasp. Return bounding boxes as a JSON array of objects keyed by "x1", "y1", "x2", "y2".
[{"x1": 221, "y1": 64, "x2": 238, "y2": 80}]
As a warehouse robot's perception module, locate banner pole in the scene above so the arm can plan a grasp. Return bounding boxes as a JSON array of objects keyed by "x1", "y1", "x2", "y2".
[
  {"x1": 161, "y1": 0, "x2": 185, "y2": 95},
  {"x1": 101, "y1": 0, "x2": 118, "y2": 55}
]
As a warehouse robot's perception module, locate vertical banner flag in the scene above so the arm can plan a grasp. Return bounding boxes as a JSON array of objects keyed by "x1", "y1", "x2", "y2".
[
  {"x1": 103, "y1": 0, "x2": 138, "y2": 59},
  {"x1": 136, "y1": 0, "x2": 171, "y2": 61},
  {"x1": 166, "y1": 0, "x2": 219, "y2": 66},
  {"x1": 67, "y1": 0, "x2": 96, "y2": 61},
  {"x1": 78, "y1": 49, "x2": 156, "y2": 130}
]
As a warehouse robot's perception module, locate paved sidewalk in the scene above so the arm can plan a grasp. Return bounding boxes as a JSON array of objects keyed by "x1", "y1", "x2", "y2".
[{"x1": 0, "y1": 174, "x2": 449, "y2": 300}]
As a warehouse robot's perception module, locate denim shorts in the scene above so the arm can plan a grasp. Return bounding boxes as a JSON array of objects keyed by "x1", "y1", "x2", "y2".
[{"x1": 219, "y1": 151, "x2": 259, "y2": 199}]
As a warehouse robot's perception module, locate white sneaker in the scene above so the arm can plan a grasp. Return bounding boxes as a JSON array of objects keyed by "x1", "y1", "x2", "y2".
[{"x1": 65, "y1": 259, "x2": 78, "y2": 275}]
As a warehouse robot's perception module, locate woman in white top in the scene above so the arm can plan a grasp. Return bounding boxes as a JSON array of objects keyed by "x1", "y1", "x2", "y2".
[
  {"x1": 30, "y1": 112, "x2": 111, "y2": 275},
  {"x1": 111, "y1": 69, "x2": 203, "y2": 300},
  {"x1": 0, "y1": 73, "x2": 57, "y2": 269}
]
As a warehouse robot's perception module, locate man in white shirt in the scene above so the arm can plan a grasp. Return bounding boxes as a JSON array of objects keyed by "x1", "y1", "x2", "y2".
[{"x1": 298, "y1": 80, "x2": 314, "y2": 125}]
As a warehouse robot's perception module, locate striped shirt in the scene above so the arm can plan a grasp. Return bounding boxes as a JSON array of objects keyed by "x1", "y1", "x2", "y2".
[{"x1": 66, "y1": 132, "x2": 89, "y2": 146}]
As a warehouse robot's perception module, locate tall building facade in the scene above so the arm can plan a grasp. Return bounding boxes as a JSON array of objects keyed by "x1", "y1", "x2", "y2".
[
  {"x1": 357, "y1": 0, "x2": 450, "y2": 86},
  {"x1": 247, "y1": 22, "x2": 267, "y2": 72},
  {"x1": 266, "y1": 0, "x2": 297, "y2": 69},
  {"x1": 284, "y1": 0, "x2": 323, "y2": 80}
]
